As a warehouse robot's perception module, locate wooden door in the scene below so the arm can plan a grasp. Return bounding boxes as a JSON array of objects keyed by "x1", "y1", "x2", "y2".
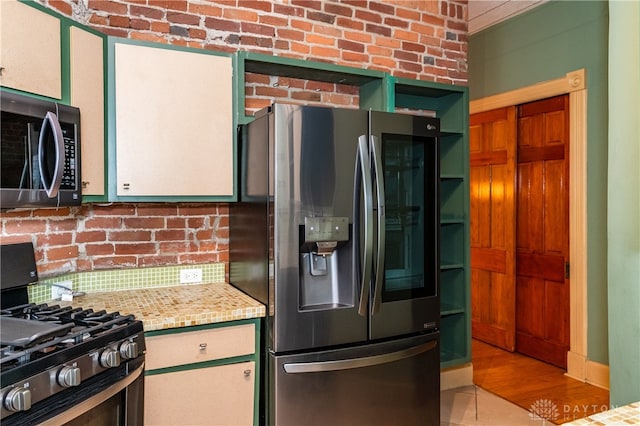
[
  {"x1": 469, "y1": 106, "x2": 517, "y2": 351},
  {"x1": 515, "y1": 95, "x2": 570, "y2": 368}
]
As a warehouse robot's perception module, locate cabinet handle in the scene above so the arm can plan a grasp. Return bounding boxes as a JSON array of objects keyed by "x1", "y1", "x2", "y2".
[
  {"x1": 243, "y1": 369, "x2": 251, "y2": 377},
  {"x1": 199, "y1": 343, "x2": 207, "y2": 351}
]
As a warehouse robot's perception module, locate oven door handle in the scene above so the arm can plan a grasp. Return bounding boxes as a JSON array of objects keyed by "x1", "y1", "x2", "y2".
[{"x1": 37, "y1": 362, "x2": 144, "y2": 426}]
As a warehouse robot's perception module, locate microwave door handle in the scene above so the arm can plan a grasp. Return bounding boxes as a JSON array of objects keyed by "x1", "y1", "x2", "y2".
[
  {"x1": 38, "y1": 111, "x2": 65, "y2": 198},
  {"x1": 370, "y1": 135, "x2": 385, "y2": 315},
  {"x1": 356, "y1": 135, "x2": 373, "y2": 316}
]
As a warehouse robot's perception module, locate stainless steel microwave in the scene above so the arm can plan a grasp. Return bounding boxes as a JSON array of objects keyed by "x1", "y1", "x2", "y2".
[{"x1": 1, "y1": 90, "x2": 81, "y2": 209}]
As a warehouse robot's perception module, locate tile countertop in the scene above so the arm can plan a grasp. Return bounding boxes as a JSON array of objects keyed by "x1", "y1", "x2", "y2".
[
  {"x1": 565, "y1": 401, "x2": 639, "y2": 425},
  {"x1": 58, "y1": 283, "x2": 266, "y2": 332}
]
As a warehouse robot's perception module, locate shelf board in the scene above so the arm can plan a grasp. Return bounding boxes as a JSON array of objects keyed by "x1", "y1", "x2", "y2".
[
  {"x1": 441, "y1": 303, "x2": 465, "y2": 317},
  {"x1": 440, "y1": 130, "x2": 465, "y2": 137},
  {"x1": 440, "y1": 216, "x2": 465, "y2": 224},
  {"x1": 440, "y1": 349, "x2": 469, "y2": 368},
  {"x1": 241, "y1": 51, "x2": 384, "y2": 86},
  {"x1": 394, "y1": 77, "x2": 467, "y2": 98},
  {"x1": 440, "y1": 173, "x2": 465, "y2": 180},
  {"x1": 440, "y1": 263, "x2": 465, "y2": 270}
]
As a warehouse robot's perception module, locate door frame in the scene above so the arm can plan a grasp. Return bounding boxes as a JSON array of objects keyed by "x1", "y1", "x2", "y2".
[{"x1": 470, "y1": 69, "x2": 591, "y2": 383}]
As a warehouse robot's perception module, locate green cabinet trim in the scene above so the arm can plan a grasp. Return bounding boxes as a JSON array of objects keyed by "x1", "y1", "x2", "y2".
[
  {"x1": 359, "y1": 74, "x2": 396, "y2": 112},
  {"x1": 144, "y1": 353, "x2": 255, "y2": 376},
  {"x1": 144, "y1": 317, "x2": 260, "y2": 337}
]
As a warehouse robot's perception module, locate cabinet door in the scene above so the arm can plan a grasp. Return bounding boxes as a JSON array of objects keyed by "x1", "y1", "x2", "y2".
[
  {"x1": 114, "y1": 42, "x2": 233, "y2": 197},
  {"x1": 0, "y1": 1, "x2": 61, "y2": 99},
  {"x1": 70, "y1": 26, "x2": 105, "y2": 196},
  {"x1": 145, "y1": 361, "x2": 255, "y2": 426}
]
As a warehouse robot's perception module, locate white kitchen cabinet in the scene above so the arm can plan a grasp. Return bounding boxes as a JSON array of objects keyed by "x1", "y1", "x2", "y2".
[
  {"x1": 111, "y1": 39, "x2": 234, "y2": 199},
  {"x1": 0, "y1": 0, "x2": 62, "y2": 99},
  {"x1": 70, "y1": 26, "x2": 106, "y2": 196},
  {"x1": 145, "y1": 361, "x2": 255, "y2": 426},
  {"x1": 144, "y1": 321, "x2": 258, "y2": 426}
]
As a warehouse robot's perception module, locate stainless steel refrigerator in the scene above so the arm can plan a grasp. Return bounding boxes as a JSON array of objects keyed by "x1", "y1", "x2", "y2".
[{"x1": 230, "y1": 103, "x2": 441, "y2": 426}]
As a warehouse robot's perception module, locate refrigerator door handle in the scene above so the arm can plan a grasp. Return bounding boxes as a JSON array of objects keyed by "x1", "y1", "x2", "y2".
[
  {"x1": 283, "y1": 340, "x2": 437, "y2": 373},
  {"x1": 370, "y1": 135, "x2": 385, "y2": 315},
  {"x1": 356, "y1": 135, "x2": 374, "y2": 316}
]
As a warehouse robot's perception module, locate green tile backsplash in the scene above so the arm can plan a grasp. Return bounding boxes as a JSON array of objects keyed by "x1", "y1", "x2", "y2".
[{"x1": 28, "y1": 263, "x2": 226, "y2": 304}]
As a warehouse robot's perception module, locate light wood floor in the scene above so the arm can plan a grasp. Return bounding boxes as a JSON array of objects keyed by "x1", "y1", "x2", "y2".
[{"x1": 472, "y1": 339, "x2": 610, "y2": 424}]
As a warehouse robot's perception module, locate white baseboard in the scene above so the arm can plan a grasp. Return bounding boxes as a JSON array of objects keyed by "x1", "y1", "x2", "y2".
[
  {"x1": 565, "y1": 351, "x2": 609, "y2": 390},
  {"x1": 585, "y1": 360, "x2": 609, "y2": 389},
  {"x1": 441, "y1": 363, "x2": 474, "y2": 391},
  {"x1": 566, "y1": 350, "x2": 587, "y2": 380}
]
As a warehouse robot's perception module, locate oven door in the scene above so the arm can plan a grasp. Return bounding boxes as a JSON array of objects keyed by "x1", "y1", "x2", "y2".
[{"x1": 2, "y1": 358, "x2": 144, "y2": 426}]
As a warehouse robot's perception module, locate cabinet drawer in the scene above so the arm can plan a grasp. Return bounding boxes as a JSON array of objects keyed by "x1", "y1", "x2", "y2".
[
  {"x1": 146, "y1": 323, "x2": 255, "y2": 370},
  {"x1": 145, "y1": 361, "x2": 255, "y2": 426}
]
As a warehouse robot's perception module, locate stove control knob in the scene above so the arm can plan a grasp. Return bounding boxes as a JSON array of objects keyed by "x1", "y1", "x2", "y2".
[
  {"x1": 4, "y1": 387, "x2": 31, "y2": 412},
  {"x1": 100, "y1": 349, "x2": 121, "y2": 368},
  {"x1": 57, "y1": 366, "x2": 81, "y2": 387},
  {"x1": 119, "y1": 341, "x2": 139, "y2": 360}
]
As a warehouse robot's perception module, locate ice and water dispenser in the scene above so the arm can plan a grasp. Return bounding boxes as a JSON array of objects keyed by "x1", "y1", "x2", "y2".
[{"x1": 299, "y1": 216, "x2": 353, "y2": 311}]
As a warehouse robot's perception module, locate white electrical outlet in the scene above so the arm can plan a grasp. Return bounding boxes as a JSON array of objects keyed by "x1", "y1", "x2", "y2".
[
  {"x1": 180, "y1": 268, "x2": 203, "y2": 284},
  {"x1": 52, "y1": 280, "x2": 73, "y2": 300}
]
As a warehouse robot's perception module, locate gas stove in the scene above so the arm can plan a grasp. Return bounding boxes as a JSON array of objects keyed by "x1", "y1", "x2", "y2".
[{"x1": 0, "y1": 303, "x2": 146, "y2": 423}]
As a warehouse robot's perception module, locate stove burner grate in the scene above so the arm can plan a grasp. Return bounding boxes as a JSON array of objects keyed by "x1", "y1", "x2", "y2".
[{"x1": 1, "y1": 303, "x2": 138, "y2": 371}]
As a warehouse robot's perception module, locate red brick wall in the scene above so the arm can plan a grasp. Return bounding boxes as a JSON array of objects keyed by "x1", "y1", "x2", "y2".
[
  {"x1": 1, "y1": 0, "x2": 467, "y2": 278},
  {"x1": 45, "y1": 0, "x2": 468, "y2": 83},
  {"x1": 1, "y1": 204, "x2": 229, "y2": 276}
]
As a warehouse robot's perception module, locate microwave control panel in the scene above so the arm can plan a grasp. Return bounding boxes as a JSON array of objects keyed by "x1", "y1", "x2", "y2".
[
  {"x1": 60, "y1": 123, "x2": 78, "y2": 190},
  {"x1": 61, "y1": 137, "x2": 76, "y2": 189}
]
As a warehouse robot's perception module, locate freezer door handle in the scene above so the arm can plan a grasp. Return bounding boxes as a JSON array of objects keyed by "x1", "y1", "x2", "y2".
[
  {"x1": 370, "y1": 135, "x2": 385, "y2": 315},
  {"x1": 356, "y1": 135, "x2": 374, "y2": 317},
  {"x1": 283, "y1": 340, "x2": 437, "y2": 373}
]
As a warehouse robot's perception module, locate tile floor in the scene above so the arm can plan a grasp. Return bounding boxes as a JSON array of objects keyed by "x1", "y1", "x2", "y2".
[{"x1": 441, "y1": 385, "x2": 538, "y2": 426}]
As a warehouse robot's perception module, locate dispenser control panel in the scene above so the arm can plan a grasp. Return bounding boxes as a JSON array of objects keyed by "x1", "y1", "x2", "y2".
[{"x1": 304, "y1": 217, "x2": 349, "y2": 242}]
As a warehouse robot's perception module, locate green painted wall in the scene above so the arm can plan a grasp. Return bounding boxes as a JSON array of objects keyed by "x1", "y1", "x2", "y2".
[
  {"x1": 607, "y1": 1, "x2": 640, "y2": 407},
  {"x1": 468, "y1": 1, "x2": 610, "y2": 364}
]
